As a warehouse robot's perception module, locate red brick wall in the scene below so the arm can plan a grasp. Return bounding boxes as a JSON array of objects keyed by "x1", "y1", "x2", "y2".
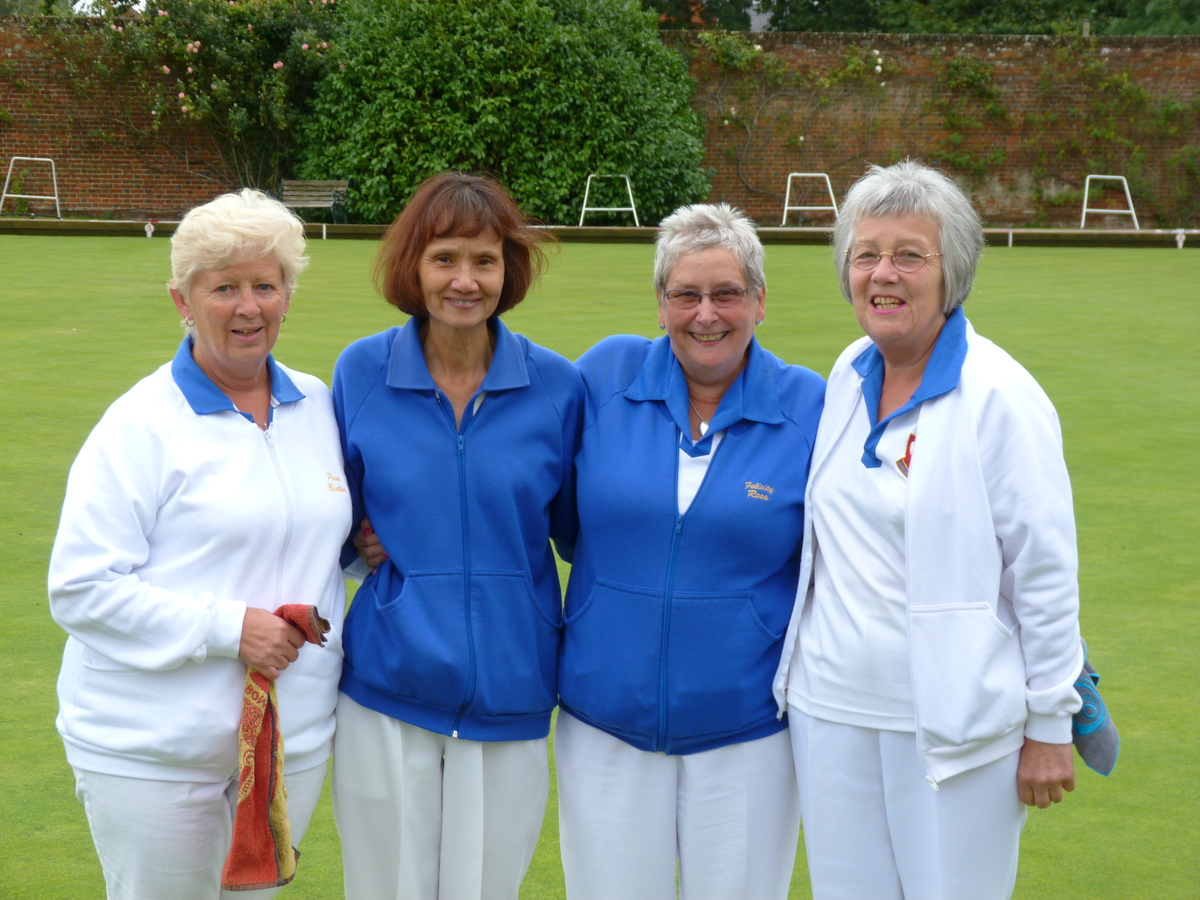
[
  {"x1": 2, "y1": 18, "x2": 1197, "y2": 224},
  {"x1": 0, "y1": 17, "x2": 229, "y2": 218},
  {"x1": 677, "y1": 32, "x2": 1200, "y2": 227}
]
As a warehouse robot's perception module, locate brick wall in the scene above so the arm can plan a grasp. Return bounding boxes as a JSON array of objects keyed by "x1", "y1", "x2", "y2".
[
  {"x1": 0, "y1": 17, "x2": 228, "y2": 218},
  {"x1": 2, "y1": 18, "x2": 1197, "y2": 224},
  {"x1": 677, "y1": 31, "x2": 1200, "y2": 227}
]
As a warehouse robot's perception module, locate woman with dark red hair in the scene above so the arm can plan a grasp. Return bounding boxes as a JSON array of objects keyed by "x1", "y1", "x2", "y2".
[{"x1": 330, "y1": 172, "x2": 584, "y2": 899}]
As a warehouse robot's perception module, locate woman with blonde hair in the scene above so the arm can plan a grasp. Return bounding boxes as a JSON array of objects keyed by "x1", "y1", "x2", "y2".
[{"x1": 49, "y1": 189, "x2": 350, "y2": 899}]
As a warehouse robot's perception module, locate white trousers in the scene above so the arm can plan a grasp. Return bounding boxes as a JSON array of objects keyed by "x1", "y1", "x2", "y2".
[
  {"x1": 789, "y1": 708, "x2": 1027, "y2": 900},
  {"x1": 72, "y1": 761, "x2": 327, "y2": 900},
  {"x1": 331, "y1": 693, "x2": 550, "y2": 900},
  {"x1": 555, "y1": 712, "x2": 800, "y2": 900}
]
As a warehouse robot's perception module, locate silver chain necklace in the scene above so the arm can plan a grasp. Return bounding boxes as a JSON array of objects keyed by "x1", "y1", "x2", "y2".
[{"x1": 688, "y1": 398, "x2": 710, "y2": 437}]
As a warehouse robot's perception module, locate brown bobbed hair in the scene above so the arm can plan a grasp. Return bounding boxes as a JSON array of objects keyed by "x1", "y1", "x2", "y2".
[{"x1": 373, "y1": 171, "x2": 551, "y2": 318}]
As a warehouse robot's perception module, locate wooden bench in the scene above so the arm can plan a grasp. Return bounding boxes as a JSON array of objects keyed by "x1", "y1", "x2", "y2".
[{"x1": 278, "y1": 179, "x2": 350, "y2": 223}]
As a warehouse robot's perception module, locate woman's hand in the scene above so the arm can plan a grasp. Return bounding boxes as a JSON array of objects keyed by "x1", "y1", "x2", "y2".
[
  {"x1": 239, "y1": 607, "x2": 305, "y2": 680},
  {"x1": 1017, "y1": 737, "x2": 1076, "y2": 808},
  {"x1": 354, "y1": 518, "x2": 388, "y2": 569}
]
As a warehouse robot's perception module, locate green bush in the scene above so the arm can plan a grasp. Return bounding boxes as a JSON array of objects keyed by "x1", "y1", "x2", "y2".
[{"x1": 297, "y1": 0, "x2": 711, "y2": 224}]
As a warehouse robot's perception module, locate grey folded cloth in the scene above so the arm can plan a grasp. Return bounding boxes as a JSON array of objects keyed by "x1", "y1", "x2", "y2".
[{"x1": 1072, "y1": 641, "x2": 1119, "y2": 776}]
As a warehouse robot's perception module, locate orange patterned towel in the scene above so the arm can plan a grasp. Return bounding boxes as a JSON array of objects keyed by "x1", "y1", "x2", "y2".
[{"x1": 221, "y1": 604, "x2": 330, "y2": 892}]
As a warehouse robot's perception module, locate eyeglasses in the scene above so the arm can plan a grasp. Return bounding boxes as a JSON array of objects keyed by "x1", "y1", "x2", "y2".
[
  {"x1": 663, "y1": 287, "x2": 750, "y2": 308},
  {"x1": 847, "y1": 248, "x2": 942, "y2": 273}
]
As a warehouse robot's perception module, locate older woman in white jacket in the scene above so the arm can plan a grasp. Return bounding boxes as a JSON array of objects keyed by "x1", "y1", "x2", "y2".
[
  {"x1": 48, "y1": 190, "x2": 351, "y2": 900},
  {"x1": 773, "y1": 160, "x2": 1083, "y2": 900}
]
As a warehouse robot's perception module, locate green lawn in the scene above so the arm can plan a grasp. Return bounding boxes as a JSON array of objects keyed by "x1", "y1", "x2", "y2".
[{"x1": 1, "y1": 236, "x2": 1196, "y2": 898}]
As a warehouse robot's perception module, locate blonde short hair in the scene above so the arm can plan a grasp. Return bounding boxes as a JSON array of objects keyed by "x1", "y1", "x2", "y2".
[{"x1": 169, "y1": 189, "x2": 309, "y2": 299}]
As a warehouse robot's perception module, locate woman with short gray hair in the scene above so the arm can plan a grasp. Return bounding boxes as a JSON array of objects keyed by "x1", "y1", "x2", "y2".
[
  {"x1": 774, "y1": 160, "x2": 1085, "y2": 899},
  {"x1": 556, "y1": 202, "x2": 826, "y2": 899},
  {"x1": 49, "y1": 189, "x2": 350, "y2": 899}
]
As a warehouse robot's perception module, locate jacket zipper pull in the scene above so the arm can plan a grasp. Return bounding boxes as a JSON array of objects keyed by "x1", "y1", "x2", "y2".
[{"x1": 926, "y1": 774, "x2": 939, "y2": 791}]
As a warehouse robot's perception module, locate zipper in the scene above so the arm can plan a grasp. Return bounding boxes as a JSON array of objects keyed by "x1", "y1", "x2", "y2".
[
  {"x1": 262, "y1": 425, "x2": 294, "y2": 609},
  {"x1": 440, "y1": 391, "x2": 483, "y2": 739},
  {"x1": 899, "y1": 481, "x2": 938, "y2": 791},
  {"x1": 655, "y1": 431, "x2": 726, "y2": 752},
  {"x1": 656, "y1": 513, "x2": 684, "y2": 751}
]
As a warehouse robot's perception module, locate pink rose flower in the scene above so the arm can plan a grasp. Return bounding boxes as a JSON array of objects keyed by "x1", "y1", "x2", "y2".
[{"x1": 273, "y1": 61, "x2": 284, "y2": 69}]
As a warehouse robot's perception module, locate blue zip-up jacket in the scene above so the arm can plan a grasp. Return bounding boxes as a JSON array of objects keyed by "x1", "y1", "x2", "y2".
[
  {"x1": 559, "y1": 335, "x2": 825, "y2": 754},
  {"x1": 333, "y1": 317, "x2": 584, "y2": 742}
]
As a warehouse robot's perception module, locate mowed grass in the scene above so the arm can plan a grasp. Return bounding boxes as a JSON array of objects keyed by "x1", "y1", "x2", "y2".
[{"x1": 1, "y1": 235, "x2": 1197, "y2": 899}]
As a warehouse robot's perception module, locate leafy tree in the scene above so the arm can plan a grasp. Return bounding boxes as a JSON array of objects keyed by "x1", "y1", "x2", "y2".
[
  {"x1": 642, "y1": 0, "x2": 753, "y2": 30},
  {"x1": 298, "y1": 0, "x2": 710, "y2": 224},
  {"x1": 1104, "y1": 0, "x2": 1200, "y2": 34},
  {"x1": 757, "y1": 0, "x2": 882, "y2": 32},
  {"x1": 0, "y1": 0, "x2": 73, "y2": 14},
  {"x1": 759, "y1": 0, "x2": 1133, "y2": 33}
]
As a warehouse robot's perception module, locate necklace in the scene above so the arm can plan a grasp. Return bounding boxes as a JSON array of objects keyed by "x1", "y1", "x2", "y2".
[{"x1": 688, "y1": 398, "x2": 710, "y2": 437}]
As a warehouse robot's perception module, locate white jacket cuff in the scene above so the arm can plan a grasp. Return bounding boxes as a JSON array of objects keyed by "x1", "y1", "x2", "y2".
[
  {"x1": 1024, "y1": 710, "x2": 1073, "y2": 744},
  {"x1": 205, "y1": 597, "x2": 248, "y2": 660}
]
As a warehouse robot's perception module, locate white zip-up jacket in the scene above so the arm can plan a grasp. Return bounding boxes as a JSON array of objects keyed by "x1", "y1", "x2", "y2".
[
  {"x1": 49, "y1": 339, "x2": 352, "y2": 781},
  {"x1": 774, "y1": 311, "x2": 1083, "y2": 784}
]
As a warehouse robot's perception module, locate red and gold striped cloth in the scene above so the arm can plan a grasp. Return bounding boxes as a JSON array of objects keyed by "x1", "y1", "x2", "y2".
[{"x1": 221, "y1": 604, "x2": 330, "y2": 892}]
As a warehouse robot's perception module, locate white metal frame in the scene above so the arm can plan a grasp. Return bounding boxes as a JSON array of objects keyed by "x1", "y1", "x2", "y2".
[
  {"x1": 578, "y1": 174, "x2": 639, "y2": 226},
  {"x1": 781, "y1": 173, "x2": 838, "y2": 225},
  {"x1": 1080, "y1": 175, "x2": 1138, "y2": 229},
  {"x1": 1, "y1": 156, "x2": 62, "y2": 218}
]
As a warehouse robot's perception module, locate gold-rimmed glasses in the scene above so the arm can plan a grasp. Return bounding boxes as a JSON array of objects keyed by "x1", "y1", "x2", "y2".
[{"x1": 846, "y1": 248, "x2": 942, "y2": 273}]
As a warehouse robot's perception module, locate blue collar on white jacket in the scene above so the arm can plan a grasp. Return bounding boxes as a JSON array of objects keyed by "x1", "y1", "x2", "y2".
[
  {"x1": 384, "y1": 316, "x2": 530, "y2": 392},
  {"x1": 624, "y1": 335, "x2": 784, "y2": 456},
  {"x1": 851, "y1": 306, "x2": 968, "y2": 468},
  {"x1": 170, "y1": 335, "x2": 303, "y2": 425}
]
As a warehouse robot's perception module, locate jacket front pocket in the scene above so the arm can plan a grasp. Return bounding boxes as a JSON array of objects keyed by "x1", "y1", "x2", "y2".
[
  {"x1": 347, "y1": 570, "x2": 469, "y2": 709},
  {"x1": 665, "y1": 590, "x2": 781, "y2": 738},
  {"x1": 467, "y1": 570, "x2": 559, "y2": 717},
  {"x1": 909, "y1": 603, "x2": 1026, "y2": 747},
  {"x1": 560, "y1": 578, "x2": 664, "y2": 737}
]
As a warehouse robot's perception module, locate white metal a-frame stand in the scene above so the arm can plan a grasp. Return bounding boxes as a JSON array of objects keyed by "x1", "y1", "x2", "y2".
[
  {"x1": 781, "y1": 173, "x2": 838, "y2": 225},
  {"x1": 578, "y1": 174, "x2": 640, "y2": 226},
  {"x1": 1080, "y1": 175, "x2": 1139, "y2": 229},
  {"x1": 1, "y1": 157, "x2": 62, "y2": 218}
]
